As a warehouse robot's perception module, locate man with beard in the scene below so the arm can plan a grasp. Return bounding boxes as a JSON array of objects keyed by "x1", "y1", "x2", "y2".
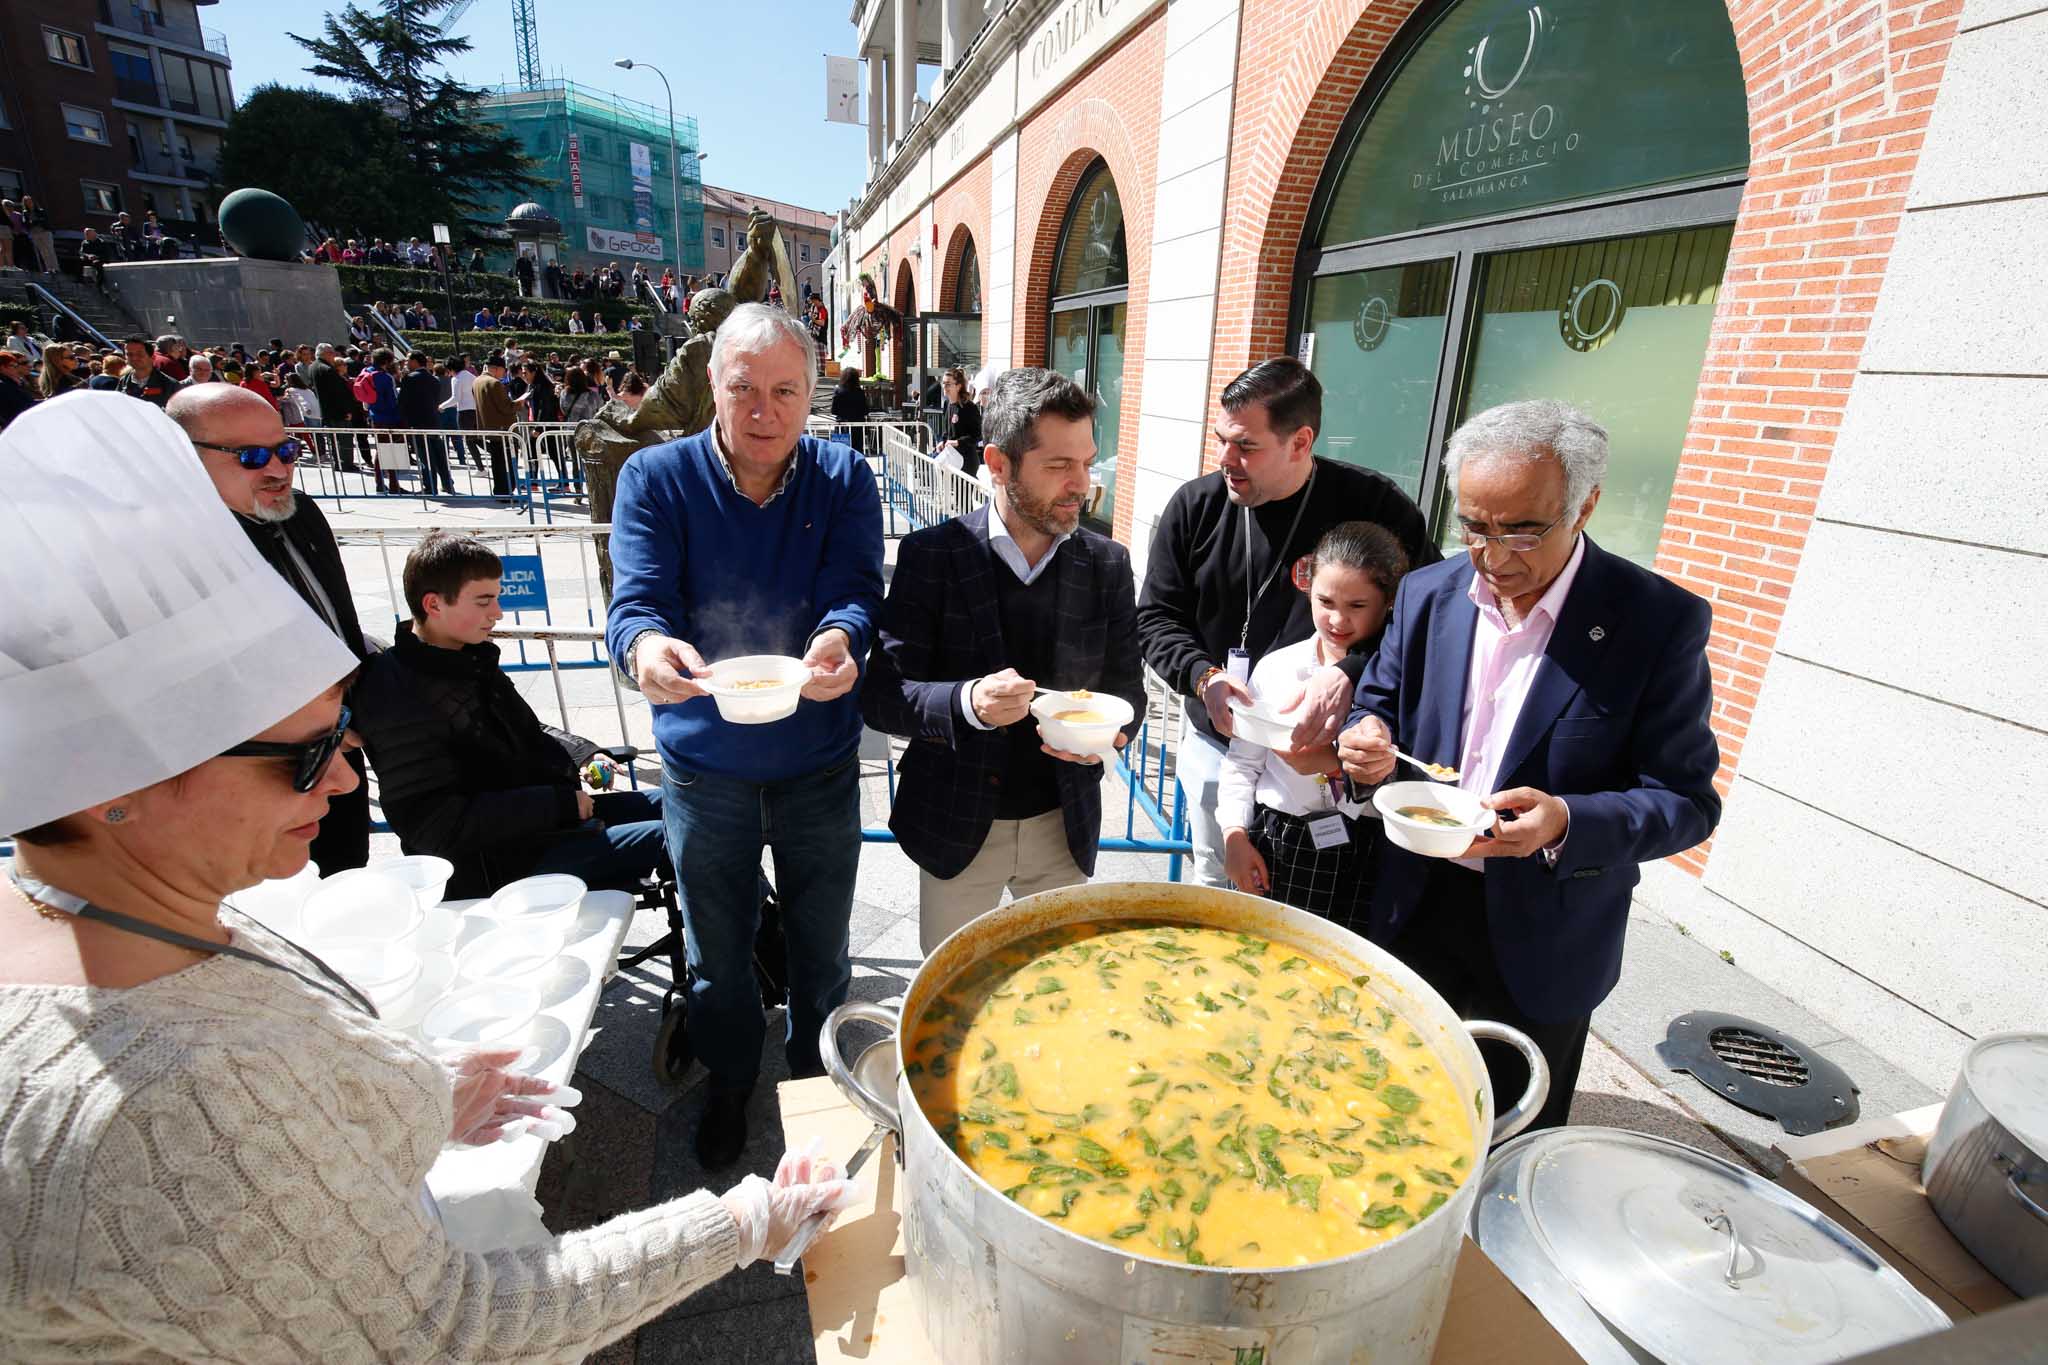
[
  {"x1": 863, "y1": 368, "x2": 1143, "y2": 952},
  {"x1": 167, "y1": 385, "x2": 372, "y2": 872}
]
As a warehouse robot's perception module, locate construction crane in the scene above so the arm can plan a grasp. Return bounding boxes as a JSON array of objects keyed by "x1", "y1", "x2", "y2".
[{"x1": 439, "y1": 0, "x2": 542, "y2": 89}]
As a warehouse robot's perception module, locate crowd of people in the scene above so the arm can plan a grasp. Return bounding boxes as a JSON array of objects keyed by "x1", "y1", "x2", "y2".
[
  {"x1": 1, "y1": 200, "x2": 185, "y2": 272},
  {"x1": 0, "y1": 293, "x2": 1723, "y2": 1355}
]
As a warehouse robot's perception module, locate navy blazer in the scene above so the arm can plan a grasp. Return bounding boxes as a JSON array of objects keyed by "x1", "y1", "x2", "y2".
[
  {"x1": 863, "y1": 506, "x2": 1144, "y2": 880},
  {"x1": 1349, "y1": 536, "x2": 1721, "y2": 1022}
]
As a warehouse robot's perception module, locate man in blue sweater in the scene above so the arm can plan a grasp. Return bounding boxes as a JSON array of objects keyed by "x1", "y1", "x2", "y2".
[{"x1": 605, "y1": 302, "x2": 884, "y2": 1167}]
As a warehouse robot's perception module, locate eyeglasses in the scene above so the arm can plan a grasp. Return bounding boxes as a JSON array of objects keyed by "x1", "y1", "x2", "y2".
[
  {"x1": 219, "y1": 706, "x2": 352, "y2": 792},
  {"x1": 1459, "y1": 508, "x2": 1571, "y2": 554},
  {"x1": 196, "y1": 437, "x2": 306, "y2": 470}
]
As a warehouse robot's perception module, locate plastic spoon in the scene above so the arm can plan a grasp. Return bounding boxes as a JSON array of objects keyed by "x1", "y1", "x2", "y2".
[{"x1": 1393, "y1": 747, "x2": 1460, "y2": 782}]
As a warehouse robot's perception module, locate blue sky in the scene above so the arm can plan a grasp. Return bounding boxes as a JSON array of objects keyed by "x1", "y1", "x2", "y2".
[{"x1": 208, "y1": 0, "x2": 922, "y2": 213}]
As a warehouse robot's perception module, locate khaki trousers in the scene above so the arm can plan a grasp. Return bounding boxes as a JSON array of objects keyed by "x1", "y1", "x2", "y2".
[{"x1": 918, "y1": 809, "x2": 1084, "y2": 954}]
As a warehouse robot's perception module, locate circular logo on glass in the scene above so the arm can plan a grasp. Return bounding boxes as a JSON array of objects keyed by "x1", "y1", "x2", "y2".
[
  {"x1": 1560, "y1": 277, "x2": 1625, "y2": 352},
  {"x1": 1353, "y1": 295, "x2": 1392, "y2": 352},
  {"x1": 1465, "y1": 5, "x2": 1547, "y2": 112}
]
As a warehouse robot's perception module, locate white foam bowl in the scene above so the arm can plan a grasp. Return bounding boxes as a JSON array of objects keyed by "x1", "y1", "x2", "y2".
[
  {"x1": 370, "y1": 855, "x2": 454, "y2": 911},
  {"x1": 1227, "y1": 696, "x2": 1300, "y2": 751},
  {"x1": 1030, "y1": 690, "x2": 1134, "y2": 758},
  {"x1": 419, "y1": 980, "x2": 542, "y2": 1054},
  {"x1": 701, "y1": 654, "x2": 809, "y2": 724},
  {"x1": 317, "y1": 936, "x2": 424, "y2": 1017},
  {"x1": 456, "y1": 921, "x2": 567, "y2": 986},
  {"x1": 300, "y1": 869, "x2": 426, "y2": 944},
  {"x1": 1373, "y1": 781, "x2": 1497, "y2": 858},
  {"x1": 483, "y1": 874, "x2": 587, "y2": 933}
]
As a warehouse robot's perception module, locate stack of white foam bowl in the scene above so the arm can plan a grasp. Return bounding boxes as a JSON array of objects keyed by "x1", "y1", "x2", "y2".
[
  {"x1": 417, "y1": 874, "x2": 585, "y2": 1057},
  {"x1": 296, "y1": 867, "x2": 429, "y2": 1019}
]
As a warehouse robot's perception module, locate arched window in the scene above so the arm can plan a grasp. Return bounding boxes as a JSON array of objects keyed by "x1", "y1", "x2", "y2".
[
  {"x1": 1296, "y1": 0, "x2": 1749, "y2": 567},
  {"x1": 954, "y1": 237, "x2": 981, "y2": 314},
  {"x1": 1048, "y1": 159, "x2": 1128, "y2": 531}
]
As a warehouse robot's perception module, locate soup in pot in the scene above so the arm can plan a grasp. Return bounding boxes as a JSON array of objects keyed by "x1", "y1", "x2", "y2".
[{"x1": 907, "y1": 920, "x2": 1473, "y2": 1267}]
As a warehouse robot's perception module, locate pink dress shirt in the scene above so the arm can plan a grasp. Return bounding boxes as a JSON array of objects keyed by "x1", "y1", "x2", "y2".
[{"x1": 1452, "y1": 535, "x2": 1586, "y2": 869}]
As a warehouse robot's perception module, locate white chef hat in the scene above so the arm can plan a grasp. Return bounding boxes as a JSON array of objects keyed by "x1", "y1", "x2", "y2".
[{"x1": 0, "y1": 391, "x2": 357, "y2": 835}]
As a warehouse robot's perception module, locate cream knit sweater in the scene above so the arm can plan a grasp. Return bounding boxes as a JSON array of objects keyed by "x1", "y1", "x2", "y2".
[{"x1": 0, "y1": 912, "x2": 740, "y2": 1363}]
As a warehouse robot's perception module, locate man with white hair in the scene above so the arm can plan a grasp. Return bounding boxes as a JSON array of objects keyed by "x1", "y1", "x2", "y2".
[
  {"x1": 1338, "y1": 398, "x2": 1721, "y2": 1131},
  {"x1": 605, "y1": 302, "x2": 884, "y2": 1169},
  {"x1": 168, "y1": 383, "x2": 373, "y2": 873}
]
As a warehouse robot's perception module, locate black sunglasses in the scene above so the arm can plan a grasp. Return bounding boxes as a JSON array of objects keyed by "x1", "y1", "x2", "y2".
[
  {"x1": 220, "y1": 706, "x2": 351, "y2": 792},
  {"x1": 196, "y1": 437, "x2": 306, "y2": 470}
]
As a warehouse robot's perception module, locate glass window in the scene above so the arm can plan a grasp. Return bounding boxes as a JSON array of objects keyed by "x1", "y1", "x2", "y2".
[
  {"x1": 1439, "y1": 224, "x2": 1732, "y2": 566},
  {"x1": 81, "y1": 180, "x2": 123, "y2": 214},
  {"x1": 44, "y1": 28, "x2": 91, "y2": 69},
  {"x1": 800, "y1": 242, "x2": 811, "y2": 261},
  {"x1": 1303, "y1": 259, "x2": 1453, "y2": 499},
  {"x1": 0, "y1": 169, "x2": 24, "y2": 202},
  {"x1": 1318, "y1": 0, "x2": 1748, "y2": 246},
  {"x1": 109, "y1": 46, "x2": 156, "y2": 105},
  {"x1": 955, "y1": 239, "x2": 981, "y2": 314},
  {"x1": 1052, "y1": 161, "x2": 1127, "y2": 296},
  {"x1": 710, "y1": 226, "x2": 725, "y2": 247},
  {"x1": 62, "y1": 104, "x2": 109, "y2": 144}
]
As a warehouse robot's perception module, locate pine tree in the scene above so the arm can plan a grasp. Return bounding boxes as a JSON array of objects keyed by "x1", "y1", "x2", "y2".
[{"x1": 289, "y1": 0, "x2": 537, "y2": 230}]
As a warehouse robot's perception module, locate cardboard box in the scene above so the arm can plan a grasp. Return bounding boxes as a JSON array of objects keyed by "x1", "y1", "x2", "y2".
[
  {"x1": 777, "y1": 1075, "x2": 1582, "y2": 1364},
  {"x1": 1774, "y1": 1106, "x2": 2019, "y2": 1321}
]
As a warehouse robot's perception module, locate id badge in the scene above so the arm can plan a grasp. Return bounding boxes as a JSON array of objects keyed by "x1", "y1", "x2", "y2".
[
  {"x1": 1226, "y1": 648, "x2": 1251, "y2": 686},
  {"x1": 1306, "y1": 812, "x2": 1350, "y2": 849}
]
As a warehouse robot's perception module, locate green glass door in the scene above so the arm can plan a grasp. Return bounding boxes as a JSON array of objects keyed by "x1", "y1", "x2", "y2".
[
  {"x1": 1048, "y1": 304, "x2": 1125, "y2": 531},
  {"x1": 1438, "y1": 224, "x2": 1733, "y2": 566},
  {"x1": 1303, "y1": 259, "x2": 1453, "y2": 500}
]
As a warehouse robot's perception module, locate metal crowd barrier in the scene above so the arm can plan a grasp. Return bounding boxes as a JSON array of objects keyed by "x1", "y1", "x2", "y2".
[
  {"x1": 286, "y1": 421, "x2": 591, "y2": 524},
  {"x1": 808, "y1": 417, "x2": 991, "y2": 535}
]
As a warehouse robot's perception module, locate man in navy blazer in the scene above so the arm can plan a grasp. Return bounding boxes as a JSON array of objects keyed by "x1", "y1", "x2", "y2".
[
  {"x1": 1339, "y1": 399, "x2": 1720, "y2": 1131},
  {"x1": 864, "y1": 368, "x2": 1143, "y2": 952}
]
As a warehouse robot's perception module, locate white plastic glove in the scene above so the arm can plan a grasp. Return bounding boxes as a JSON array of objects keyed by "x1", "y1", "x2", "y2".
[
  {"x1": 720, "y1": 1137, "x2": 861, "y2": 1269},
  {"x1": 445, "y1": 1046, "x2": 559, "y2": 1146}
]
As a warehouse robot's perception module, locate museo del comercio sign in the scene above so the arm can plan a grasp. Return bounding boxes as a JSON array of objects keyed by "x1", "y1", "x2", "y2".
[{"x1": 1414, "y1": 5, "x2": 1582, "y2": 207}]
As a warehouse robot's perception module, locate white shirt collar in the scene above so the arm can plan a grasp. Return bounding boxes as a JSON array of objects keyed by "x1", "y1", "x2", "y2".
[{"x1": 987, "y1": 499, "x2": 1071, "y2": 585}]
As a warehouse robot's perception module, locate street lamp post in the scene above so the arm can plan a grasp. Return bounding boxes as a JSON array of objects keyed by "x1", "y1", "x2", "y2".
[{"x1": 615, "y1": 58, "x2": 684, "y2": 313}]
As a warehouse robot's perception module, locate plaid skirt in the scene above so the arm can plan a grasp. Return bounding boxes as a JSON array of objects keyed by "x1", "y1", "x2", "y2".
[{"x1": 1246, "y1": 805, "x2": 1381, "y2": 938}]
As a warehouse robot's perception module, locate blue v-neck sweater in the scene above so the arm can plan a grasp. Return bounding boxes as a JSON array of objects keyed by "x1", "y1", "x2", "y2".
[{"x1": 604, "y1": 430, "x2": 884, "y2": 781}]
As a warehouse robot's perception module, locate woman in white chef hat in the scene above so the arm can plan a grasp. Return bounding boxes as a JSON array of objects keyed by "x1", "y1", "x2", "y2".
[{"x1": 0, "y1": 392, "x2": 856, "y2": 1362}]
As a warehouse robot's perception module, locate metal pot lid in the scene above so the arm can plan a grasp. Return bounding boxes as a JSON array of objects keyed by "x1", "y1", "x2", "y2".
[
  {"x1": 1518, "y1": 1129, "x2": 1949, "y2": 1364},
  {"x1": 1962, "y1": 1032, "x2": 2048, "y2": 1157}
]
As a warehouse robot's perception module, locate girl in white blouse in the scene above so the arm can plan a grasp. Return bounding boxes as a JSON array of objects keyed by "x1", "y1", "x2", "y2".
[{"x1": 1218, "y1": 520, "x2": 1410, "y2": 933}]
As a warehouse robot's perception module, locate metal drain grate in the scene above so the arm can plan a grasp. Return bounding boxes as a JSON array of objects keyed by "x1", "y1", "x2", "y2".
[
  {"x1": 1656, "y1": 1011, "x2": 1860, "y2": 1136},
  {"x1": 1708, "y1": 1026, "x2": 1811, "y2": 1088}
]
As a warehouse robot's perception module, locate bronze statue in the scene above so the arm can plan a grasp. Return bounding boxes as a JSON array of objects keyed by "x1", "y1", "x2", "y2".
[{"x1": 577, "y1": 206, "x2": 788, "y2": 594}]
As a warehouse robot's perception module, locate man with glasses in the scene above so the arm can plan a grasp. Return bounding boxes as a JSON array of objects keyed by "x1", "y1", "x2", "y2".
[
  {"x1": 1338, "y1": 399, "x2": 1722, "y2": 1132},
  {"x1": 168, "y1": 384, "x2": 373, "y2": 872}
]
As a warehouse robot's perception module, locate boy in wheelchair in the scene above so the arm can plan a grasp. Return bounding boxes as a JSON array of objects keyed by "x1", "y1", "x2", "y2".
[{"x1": 353, "y1": 531, "x2": 669, "y2": 900}]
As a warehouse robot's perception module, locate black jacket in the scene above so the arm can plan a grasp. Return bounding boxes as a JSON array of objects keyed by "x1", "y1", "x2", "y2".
[
  {"x1": 0, "y1": 374, "x2": 34, "y2": 431},
  {"x1": 397, "y1": 366, "x2": 441, "y2": 428},
  {"x1": 352, "y1": 624, "x2": 601, "y2": 899},
  {"x1": 829, "y1": 384, "x2": 867, "y2": 423},
  {"x1": 237, "y1": 495, "x2": 367, "y2": 661},
  {"x1": 311, "y1": 359, "x2": 362, "y2": 425}
]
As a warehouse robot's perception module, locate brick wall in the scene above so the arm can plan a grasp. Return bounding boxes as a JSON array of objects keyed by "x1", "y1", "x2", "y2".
[
  {"x1": 1013, "y1": 12, "x2": 1169, "y2": 540},
  {"x1": 934, "y1": 154, "x2": 994, "y2": 358},
  {"x1": 1204, "y1": 0, "x2": 1960, "y2": 876}
]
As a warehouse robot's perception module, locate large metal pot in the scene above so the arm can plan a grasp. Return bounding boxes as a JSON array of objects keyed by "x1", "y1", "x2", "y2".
[
  {"x1": 820, "y1": 881, "x2": 1550, "y2": 1364},
  {"x1": 1921, "y1": 1032, "x2": 2048, "y2": 1297}
]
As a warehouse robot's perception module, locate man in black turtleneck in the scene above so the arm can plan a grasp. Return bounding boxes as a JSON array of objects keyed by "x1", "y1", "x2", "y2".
[
  {"x1": 1136, "y1": 358, "x2": 1436, "y2": 888},
  {"x1": 170, "y1": 385, "x2": 372, "y2": 873}
]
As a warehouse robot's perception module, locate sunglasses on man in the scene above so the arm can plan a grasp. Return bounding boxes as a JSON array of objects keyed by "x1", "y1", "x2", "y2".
[
  {"x1": 195, "y1": 437, "x2": 306, "y2": 469},
  {"x1": 219, "y1": 706, "x2": 352, "y2": 792}
]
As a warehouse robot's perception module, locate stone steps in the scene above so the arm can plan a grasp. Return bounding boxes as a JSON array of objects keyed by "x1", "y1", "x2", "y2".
[{"x1": 0, "y1": 268, "x2": 140, "y2": 344}]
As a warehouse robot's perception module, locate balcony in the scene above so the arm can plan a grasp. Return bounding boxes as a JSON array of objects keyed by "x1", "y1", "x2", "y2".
[
  {"x1": 129, "y1": 144, "x2": 212, "y2": 184},
  {"x1": 96, "y1": 2, "x2": 230, "y2": 60}
]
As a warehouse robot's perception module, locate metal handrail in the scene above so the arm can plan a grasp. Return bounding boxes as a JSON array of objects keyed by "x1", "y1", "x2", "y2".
[
  {"x1": 636, "y1": 276, "x2": 670, "y2": 316},
  {"x1": 363, "y1": 309, "x2": 413, "y2": 356},
  {"x1": 19, "y1": 281, "x2": 117, "y2": 352}
]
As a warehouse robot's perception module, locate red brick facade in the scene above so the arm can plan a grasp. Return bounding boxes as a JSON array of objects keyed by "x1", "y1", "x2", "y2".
[{"x1": 934, "y1": 155, "x2": 993, "y2": 347}]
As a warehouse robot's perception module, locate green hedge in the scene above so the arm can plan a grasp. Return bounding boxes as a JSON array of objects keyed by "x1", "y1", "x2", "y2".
[
  {"x1": 0, "y1": 303, "x2": 39, "y2": 331},
  {"x1": 346, "y1": 290, "x2": 650, "y2": 328},
  {"x1": 336, "y1": 262, "x2": 522, "y2": 303},
  {"x1": 398, "y1": 328, "x2": 641, "y2": 356}
]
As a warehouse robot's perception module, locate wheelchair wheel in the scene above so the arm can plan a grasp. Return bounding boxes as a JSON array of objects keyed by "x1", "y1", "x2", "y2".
[{"x1": 653, "y1": 1001, "x2": 695, "y2": 1086}]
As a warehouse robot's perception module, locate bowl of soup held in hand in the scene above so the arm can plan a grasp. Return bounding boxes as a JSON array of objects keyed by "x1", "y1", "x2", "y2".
[
  {"x1": 818, "y1": 881, "x2": 1550, "y2": 1365},
  {"x1": 700, "y1": 654, "x2": 810, "y2": 724},
  {"x1": 1029, "y1": 688, "x2": 1134, "y2": 758},
  {"x1": 1373, "y1": 781, "x2": 1495, "y2": 858}
]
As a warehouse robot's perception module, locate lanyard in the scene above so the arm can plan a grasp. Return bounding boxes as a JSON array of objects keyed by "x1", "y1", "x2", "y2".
[
  {"x1": 1240, "y1": 466, "x2": 1317, "y2": 654},
  {"x1": 8, "y1": 868, "x2": 379, "y2": 1018}
]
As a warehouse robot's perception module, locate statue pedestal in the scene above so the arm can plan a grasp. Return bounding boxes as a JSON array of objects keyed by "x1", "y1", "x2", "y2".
[{"x1": 102, "y1": 257, "x2": 351, "y2": 349}]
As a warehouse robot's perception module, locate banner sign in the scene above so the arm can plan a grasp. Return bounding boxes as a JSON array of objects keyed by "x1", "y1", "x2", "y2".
[
  {"x1": 566, "y1": 134, "x2": 585, "y2": 209},
  {"x1": 497, "y1": 555, "x2": 548, "y2": 612},
  {"x1": 825, "y1": 54, "x2": 861, "y2": 125},
  {"x1": 629, "y1": 140, "x2": 654, "y2": 232},
  {"x1": 586, "y1": 225, "x2": 664, "y2": 261}
]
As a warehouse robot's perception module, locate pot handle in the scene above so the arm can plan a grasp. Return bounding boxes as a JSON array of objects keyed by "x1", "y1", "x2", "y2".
[
  {"x1": 1997, "y1": 1155, "x2": 2048, "y2": 1228},
  {"x1": 1467, "y1": 1019, "x2": 1551, "y2": 1145},
  {"x1": 819, "y1": 999, "x2": 903, "y2": 1137}
]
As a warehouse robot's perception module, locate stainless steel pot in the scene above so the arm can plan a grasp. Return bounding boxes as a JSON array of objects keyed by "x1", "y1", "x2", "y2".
[
  {"x1": 819, "y1": 881, "x2": 1550, "y2": 1364},
  {"x1": 1922, "y1": 1032, "x2": 2048, "y2": 1297}
]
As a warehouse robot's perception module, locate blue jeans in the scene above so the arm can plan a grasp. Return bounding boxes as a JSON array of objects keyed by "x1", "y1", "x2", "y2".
[
  {"x1": 661, "y1": 755, "x2": 860, "y2": 1092},
  {"x1": 531, "y1": 789, "x2": 670, "y2": 887}
]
